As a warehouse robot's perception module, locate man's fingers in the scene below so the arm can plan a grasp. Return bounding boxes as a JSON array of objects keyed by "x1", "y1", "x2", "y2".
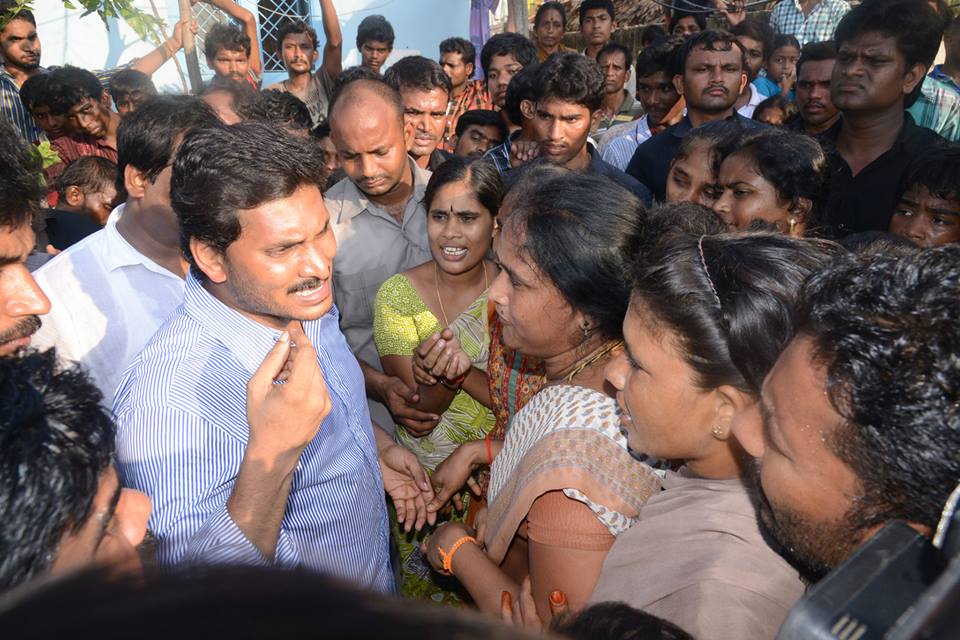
[
  {"x1": 466, "y1": 475, "x2": 482, "y2": 497},
  {"x1": 249, "y1": 331, "x2": 291, "y2": 389},
  {"x1": 284, "y1": 330, "x2": 322, "y2": 396}
]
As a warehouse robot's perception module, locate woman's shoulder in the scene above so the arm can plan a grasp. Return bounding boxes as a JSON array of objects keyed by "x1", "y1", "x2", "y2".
[
  {"x1": 515, "y1": 384, "x2": 619, "y2": 430},
  {"x1": 375, "y1": 273, "x2": 422, "y2": 308}
]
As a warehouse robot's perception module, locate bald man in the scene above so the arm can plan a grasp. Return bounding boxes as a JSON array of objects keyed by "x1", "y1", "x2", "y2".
[{"x1": 325, "y1": 78, "x2": 437, "y2": 436}]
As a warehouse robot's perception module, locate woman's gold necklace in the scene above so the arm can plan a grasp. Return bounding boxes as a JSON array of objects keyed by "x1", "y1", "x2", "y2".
[
  {"x1": 435, "y1": 260, "x2": 489, "y2": 327},
  {"x1": 556, "y1": 339, "x2": 623, "y2": 384}
]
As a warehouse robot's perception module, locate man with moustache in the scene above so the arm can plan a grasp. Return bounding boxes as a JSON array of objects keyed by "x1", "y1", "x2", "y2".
[
  {"x1": 0, "y1": 121, "x2": 51, "y2": 356},
  {"x1": 325, "y1": 78, "x2": 439, "y2": 437},
  {"x1": 265, "y1": 2, "x2": 342, "y2": 127},
  {"x1": 384, "y1": 56, "x2": 452, "y2": 171},
  {"x1": 626, "y1": 30, "x2": 761, "y2": 202},
  {"x1": 113, "y1": 122, "x2": 406, "y2": 587},
  {"x1": 786, "y1": 40, "x2": 840, "y2": 135},
  {"x1": 734, "y1": 245, "x2": 960, "y2": 581}
]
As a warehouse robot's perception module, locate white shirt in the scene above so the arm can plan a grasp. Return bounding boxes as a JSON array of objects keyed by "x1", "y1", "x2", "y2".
[
  {"x1": 737, "y1": 84, "x2": 767, "y2": 119},
  {"x1": 32, "y1": 205, "x2": 185, "y2": 401}
]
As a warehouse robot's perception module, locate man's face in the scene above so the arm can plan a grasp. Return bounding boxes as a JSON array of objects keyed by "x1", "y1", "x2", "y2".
[
  {"x1": 486, "y1": 53, "x2": 523, "y2": 108},
  {"x1": 0, "y1": 224, "x2": 51, "y2": 357},
  {"x1": 580, "y1": 9, "x2": 614, "y2": 48},
  {"x1": 796, "y1": 58, "x2": 839, "y2": 128},
  {"x1": 281, "y1": 32, "x2": 318, "y2": 76},
  {"x1": 115, "y1": 89, "x2": 152, "y2": 117},
  {"x1": 735, "y1": 35, "x2": 765, "y2": 80},
  {"x1": 400, "y1": 87, "x2": 448, "y2": 161},
  {"x1": 360, "y1": 40, "x2": 392, "y2": 73},
  {"x1": 316, "y1": 135, "x2": 339, "y2": 175},
  {"x1": 532, "y1": 98, "x2": 594, "y2": 166},
  {"x1": 889, "y1": 185, "x2": 960, "y2": 247},
  {"x1": 0, "y1": 18, "x2": 41, "y2": 71},
  {"x1": 733, "y1": 335, "x2": 867, "y2": 577},
  {"x1": 672, "y1": 16, "x2": 702, "y2": 38},
  {"x1": 210, "y1": 184, "x2": 337, "y2": 329},
  {"x1": 454, "y1": 123, "x2": 503, "y2": 157},
  {"x1": 636, "y1": 71, "x2": 680, "y2": 127},
  {"x1": 681, "y1": 45, "x2": 747, "y2": 114},
  {"x1": 209, "y1": 48, "x2": 249, "y2": 83},
  {"x1": 50, "y1": 466, "x2": 151, "y2": 580},
  {"x1": 832, "y1": 32, "x2": 921, "y2": 113},
  {"x1": 65, "y1": 182, "x2": 118, "y2": 225},
  {"x1": 67, "y1": 96, "x2": 111, "y2": 139},
  {"x1": 599, "y1": 50, "x2": 629, "y2": 95},
  {"x1": 332, "y1": 100, "x2": 413, "y2": 198},
  {"x1": 30, "y1": 104, "x2": 68, "y2": 138},
  {"x1": 440, "y1": 51, "x2": 472, "y2": 89}
]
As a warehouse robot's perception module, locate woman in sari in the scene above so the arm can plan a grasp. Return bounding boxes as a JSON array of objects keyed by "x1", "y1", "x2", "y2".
[
  {"x1": 421, "y1": 168, "x2": 661, "y2": 618},
  {"x1": 373, "y1": 157, "x2": 500, "y2": 602}
]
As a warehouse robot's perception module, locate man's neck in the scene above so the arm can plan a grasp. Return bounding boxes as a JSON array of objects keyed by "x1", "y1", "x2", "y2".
[
  {"x1": 942, "y1": 59, "x2": 960, "y2": 85},
  {"x1": 367, "y1": 162, "x2": 415, "y2": 223},
  {"x1": 102, "y1": 112, "x2": 121, "y2": 149},
  {"x1": 413, "y1": 152, "x2": 431, "y2": 170},
  {"x1": 601, "y1": 89, "x2": 626, "y2": 117},
  {"x1": 806, "y1": 113, "x2": 841, "y2": 135},
  {"x1": 836, "y1": 105, "x2": 905, "y2": 175},
  {"x1": 584, "y1": 43, "x2": 604, "y2": 59},
  {"x1": 451, "y1": 80, "x2": 468, "y2": 98},
  {"x1": 114, "y1": 201, "x2": 186, "y2": 277},
  {"x1": 2, "y1": 62, "x2": 38, "y2": 86},
  {"x1": 687, "y1": 106, "x2": 735, "y2": 128},
  {"x1": 734, "y1": 82, "x2": 752, "y2": 110},
  {"x1": 564, "y1": 144, "x2": 591, "y2": 172},
  {"x1": 284, "y1": 69, "x2": 313, "y2": 92},
  {"x1": 799, "y1": 0, "x2": 822, "y2": 16}
]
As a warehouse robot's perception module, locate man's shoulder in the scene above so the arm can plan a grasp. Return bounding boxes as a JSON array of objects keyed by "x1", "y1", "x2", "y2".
[
  {"x1": 264, "y1": 80, "x2": 285, "y2": 92},
  {"x1": 34, "y1": 228, "x2": 110, "y2": 286}
]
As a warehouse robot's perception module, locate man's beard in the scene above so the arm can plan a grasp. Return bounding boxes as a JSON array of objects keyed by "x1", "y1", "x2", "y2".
[
  {"x1": 0, "y1": 315, "x2": 41, "y2": 346},
  {"x1": 750, "y1": 460, "x2": 864, "y2": 581}
]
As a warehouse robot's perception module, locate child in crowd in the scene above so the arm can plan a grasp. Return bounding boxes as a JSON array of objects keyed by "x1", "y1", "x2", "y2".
[
  {"x1": 889, "y1": 145, "x2": 960, "y2": 247},
  {"x1": 767, "y1": 34, "x2": 801, "y2": 96},
  {"x1": 752, "y1": 93, "x2": 799, "y2": 126},
  {"x1": 52, "y1": 155, "x2": 118, "y2": 225},
  {"x1": 109, "y1": 68, "x2": 157, "y2": 116}
]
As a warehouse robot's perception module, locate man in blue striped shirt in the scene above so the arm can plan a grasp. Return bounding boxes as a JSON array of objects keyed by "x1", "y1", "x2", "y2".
[{"x1": 113, "y1": 121, "x2": 403, "y2": 592}]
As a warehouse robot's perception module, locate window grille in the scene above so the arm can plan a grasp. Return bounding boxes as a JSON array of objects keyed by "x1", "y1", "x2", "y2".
[{"x1": 258, "y1": 0, "x2": 309, "y2": 72}]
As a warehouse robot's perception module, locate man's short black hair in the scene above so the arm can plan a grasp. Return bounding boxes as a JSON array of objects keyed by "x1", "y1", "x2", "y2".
[
  {"x1": 199, "y1": 76, "x2": 259, "y2": 117},
  {"x1": 383, "y1": 55, "x2": 452, "y2": 98},
  {"x1": 834, "y1": 0, "x2": 943, "y2": 108},
  {"x1": 676, "y1": 30, "x2": 746, "y2": 75},
  {"x1": 276, "y1": 18, "x2": 318, "y2": 50},
  {"x1": 640, "y1": 24, "x2": 667, "y2": 49},
  {"x1": 117, "y1": 95, "x2": 219, "y2": 201},
  {"x1": 329, "y1": 68, "x2": 395, "y2": 115},
  {"x1": 597, "y1": 42, "x2": 633, "y2": 71},
  {"x1": 636, "y1": 35, "x2": 683, "y2": 78},
  {"x1": 578, "y1": 0, "x2": 615, "y2": 24},
  {"x1": 240, "y1": 90, "x2": 312, "y2": 131},
  {"x1": 18, "y1": 72, "x2": 52, "y2": 110},
  {"x1": 0, "y1": 349, "x2": 116, "y2": 591},
  {"x1": 108, "y1": 69, "x2": 158, "y2": 106},
  {"x1": 898, "y1": 145, "x2": 960, "y2": 204},
  {"x1": 669, "y1": 9, "x2": 707, "y2": 33},
  {"x1": 0, "y1": 0, "x2": 35, "y2": 27},
  {"x1": 204, "y1": 22, "x2": 251, "y2": 61},
  {"x1": 730, "y1": 17, "x2": 775, "y2": 60},
  {"x1": 0, "y1": 121, "x2": 44, "y2": 229},
  {"x1": 172, "y1": 122, "x2": 327, "y2": 280},
  {"x1": 45, "y1": 66, "x2": 104, "y2": 116},
  {"x1": 356, "y1": 14, "x2": 394, "y2": 49},
  {"x1": 534, "y1": 52, "x2": 605, "y2": 113},
  {"x1": 455, "y1": 108, "x2": 506, "y2": 140},
  {"x1": 795, "y1": 245, "x2": 960, "y2": 539},
  {"x1": 797, "y1": 40, "x2": 836, "y2": 74},
  {"x1": 480, "y1": 33, "x2": 538, "y2": 78},
  {"x1": 503, "y1": 63, "x2": 539, "y2": 126},
  {"x1": 54, "y1": 156, "x2": 118, "y2": 198},
  {"x1": 439, "y1": 37, "x2": 476, "y2": 68}
]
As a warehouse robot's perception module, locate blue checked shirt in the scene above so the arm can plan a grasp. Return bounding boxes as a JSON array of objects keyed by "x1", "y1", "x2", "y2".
[
  {"x1": 909, "y1": 76, "x2": 960, "y2": 142},
  {"x1": 769, "y1": 0, "x2": 850, "y2": 46},
  {"x1": 114, "y1": 272, "x2": 394, "y2": 593}
]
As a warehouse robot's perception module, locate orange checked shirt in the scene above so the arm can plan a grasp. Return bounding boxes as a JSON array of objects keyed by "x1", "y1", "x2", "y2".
[{"x1": 441, "y1": 79, "x2": 495, "y2": 152}]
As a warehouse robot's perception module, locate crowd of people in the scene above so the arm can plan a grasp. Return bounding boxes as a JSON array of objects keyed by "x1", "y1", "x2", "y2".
[{"x1": 0, "y1": 0, "x2": 958, "y2": 637}]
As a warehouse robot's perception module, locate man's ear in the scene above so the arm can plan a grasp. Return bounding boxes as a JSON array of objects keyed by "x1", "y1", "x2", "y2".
[
  {"x1": 590, "y1": 108, "x2": 603, "y2": 131},
  {"x1": 520, "y1": 99, "x2": 535, "y2": 120},
  {"x1": 902, "y1": 62, "x2": 926, "y2": 98},
  {"x1": 190, "y1": 237, "x2": 228, "y2": 284},
  {"x1": 673, "y1": 73, "x2": 684, "y2": 97},
  {"x1": 402, "y1": 118, "x2": 416, "y2": 151},
  {"x1": 466, "y1": 61, "x2": 475, "y2": 79},
  {"x1": 64, "y1": 185, "x2": 85, "y2": 208},
  {"x1": 100, "y1": 88, "x2": 112, "y2": 110},
  {"x1": 123, "y1": 165, "x2": 148, "y2": 200}
]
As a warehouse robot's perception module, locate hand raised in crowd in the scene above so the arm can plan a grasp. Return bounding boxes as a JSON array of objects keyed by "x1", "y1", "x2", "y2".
[
  {"x1": 510, "y1": 140, "x2": 541, "y2": 168},
  {"x1": 426, "y1": 440, "x2": 483, "y2": 513},
  {"x1": 246, "y1": 325, "x2": 332, "y2": 462},
  {"x1": 168, "y1": 17, "x2": 198, "y2": 51},
  {"x1": 378, "y1": 441, "x2": 437, "y2": 532},
  {"x1": 379, "y1": 374, "x2": 441, "y2": 436},
  {"x1": 714, "y1": 0, "x2": 746, "y2": 27},
  {"x1": 414, "y1": 329, "x2": 472, "y2": 386},
  {"x1": 501, "y1": 577, "x2": 570, "y2": 631}
]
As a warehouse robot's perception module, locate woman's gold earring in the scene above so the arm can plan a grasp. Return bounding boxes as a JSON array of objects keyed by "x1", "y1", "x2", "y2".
[
  {"x1": 788, "y1": 217, "x2": 798, "y2": 236},
  {"x1": 711, "y1": 425, "x2": 724, "y2": 438}
]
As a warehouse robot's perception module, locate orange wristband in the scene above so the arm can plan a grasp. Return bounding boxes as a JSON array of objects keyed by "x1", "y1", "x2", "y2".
[
  {"x1": 485, "y1": 431, "x2": 494, "y2": 465},
  {"x1": 439, "y1": 535, "x2": 477, "y2": 575}
]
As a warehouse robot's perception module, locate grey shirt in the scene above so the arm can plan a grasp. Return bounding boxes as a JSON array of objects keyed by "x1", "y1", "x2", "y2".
[{"x1": 325, "y1": 160, "x2": 433, "y2": 429}]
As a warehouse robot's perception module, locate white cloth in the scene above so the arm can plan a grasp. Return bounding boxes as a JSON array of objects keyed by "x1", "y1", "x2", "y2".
[
  {"x1": 737, "y1": 83, "x2": 767, "y2": 119},
  {"x1": 32, "y1": 204, "x2": 185, "y2": 401}
]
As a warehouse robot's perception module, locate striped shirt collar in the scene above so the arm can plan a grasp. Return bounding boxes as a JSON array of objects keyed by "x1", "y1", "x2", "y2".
[{"x1": 181, "y1": 270, "x2": 334, "y2": 375}]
